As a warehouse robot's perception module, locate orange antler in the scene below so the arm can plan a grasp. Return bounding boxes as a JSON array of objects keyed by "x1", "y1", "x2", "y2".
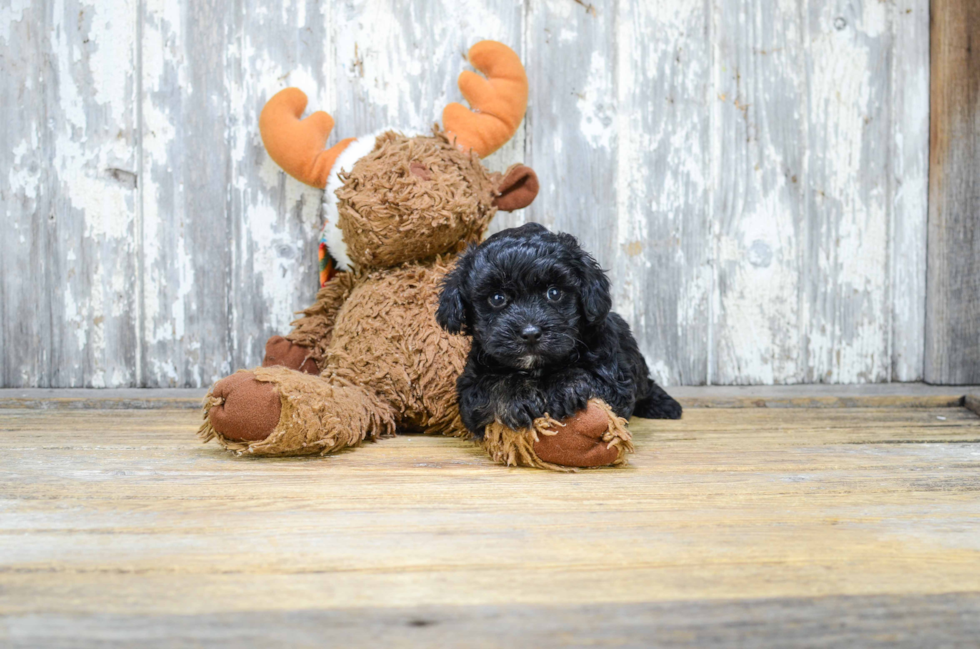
[
  {"x1": 259, "y1": 88, "x2": 355, "y2": 189},
  {"x1": 442, "y1": 41, "x2": 528, "y2": 158}
]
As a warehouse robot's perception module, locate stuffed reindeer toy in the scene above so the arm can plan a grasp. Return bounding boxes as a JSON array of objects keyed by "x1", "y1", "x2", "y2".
[{"x1": 199, "y1": 41, "x2": 634, "y2": 470}]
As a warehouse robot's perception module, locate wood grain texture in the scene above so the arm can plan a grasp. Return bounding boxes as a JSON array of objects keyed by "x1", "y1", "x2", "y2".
[
  {"x1": 4, "y1": 594, "x2": 978, "y2": 648},
  {"x1": 712, "y1": 0, "x2": 806, "y2": 384},
  {"x1": 1, "y1": 405, "x2": 978, "y2": 645},
  {"x1": 926, "y1": 0, "x2": 980, "y2": 385},
  {"x1": 1, "y1": 0, "x2": 140, "y2": 388},
  {"x1": 803, "y1": 1, "x2": 890, "y2": 384},
  {"x1": 618, "y1": 0, "x2": 712, "y2": 385},
  {"x1": 140, "y1": 0, "x2": 235, "y2": 388},
  {"x1": 522, "y1": 0, "x2": 625, "y2": 389},
  {"x1": 1, "y1": 0, "x2": 933, "y2": 387},
  {"x1": 889, "y1": 0, "x2": 930, "y2": 382}
]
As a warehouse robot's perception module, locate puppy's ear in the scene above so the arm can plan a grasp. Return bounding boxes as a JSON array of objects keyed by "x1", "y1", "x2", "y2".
[
  {"x1": 560, "y1": 233, "x2": 611, "y2": 326},
  {"x1": 580, "y1": 259, "x2": 612, "y2": 325},
  {"x1": 437, "y1": 247, "x2": 475, "y2": 334}
]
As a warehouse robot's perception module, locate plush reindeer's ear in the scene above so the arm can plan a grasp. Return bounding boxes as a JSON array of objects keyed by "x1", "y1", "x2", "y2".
[
  {"x1": 494, "y1": 164, "x2": 539, "y2": 211},
  {"x1": 559, "y1": 233, "x2": 611, "y2": 326},
  {"x1": 437, "y1": 248, "x2": 476, "y2": 334}
]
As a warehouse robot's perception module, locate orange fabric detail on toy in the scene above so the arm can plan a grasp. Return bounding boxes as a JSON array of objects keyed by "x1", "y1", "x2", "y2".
[
  {"x1": 443, "y1": 41, "x2": 528, "y2": 158},
  {"x1": 259, "y1": 88, "x2": 355, "y2": 189},
  {"x1": 318, "y1": 242, "x2": 338, "y2": 287}
]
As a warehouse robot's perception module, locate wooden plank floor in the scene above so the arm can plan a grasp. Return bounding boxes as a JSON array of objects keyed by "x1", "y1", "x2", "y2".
[{"x1": 2, "y1": 394, "x2": 980, "y2": 647}]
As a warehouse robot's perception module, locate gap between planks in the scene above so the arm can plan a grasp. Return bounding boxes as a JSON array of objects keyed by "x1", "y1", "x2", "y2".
[{"x1": 0, "y1": 383, "x2": 977, "y2": 411}]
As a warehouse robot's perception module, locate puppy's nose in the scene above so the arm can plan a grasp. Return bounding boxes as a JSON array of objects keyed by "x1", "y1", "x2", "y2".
[{"x1": 520, "y1": 324, "x2": 542, "y2": 343}]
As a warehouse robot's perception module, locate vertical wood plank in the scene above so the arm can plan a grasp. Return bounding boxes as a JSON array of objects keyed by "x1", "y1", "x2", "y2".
[
  {"x1": 140, "y1": 0, "x2": 235, "y2": 387},
  {"x1": 523, "y1": 0, "x2": 625, "y2": 371},
  {"x1": 613, "y1": 0, "x2": 711, "y2": 385},
  {"x1": 889, "y1": 0, "x2": 929, "y2": 382},
  {"x1": 1, "y1": 0, "x2": 139, "y2": 388},
  {"x1": 711, "y1": 0, "x2": 928, "y2": 385},
  {"x1": 1, "y1": 0, "x2": 49, "y2": 387},
  {"x1": 711, "y1": 0, "x2": 806, "y2": 385},
  {"x1": 141, "y1": 0, "x2": 334, "y2": 387},
  {"x1": 229, "y1": 1, "x2": 331, "y2": 376},
  {"x1": 926, "y1": 0, "x2": 980, "y2": 384},
  {"x1": 802, "y1": 0, "x2": 892, "y2": 383},
  {"x1": 523, "y1": 0, "x2": 618, "y2": 367}
]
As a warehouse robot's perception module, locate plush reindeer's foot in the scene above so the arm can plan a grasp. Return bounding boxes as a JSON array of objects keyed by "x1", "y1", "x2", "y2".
[
  {"x1": 532, "y1": 402, "x2": 629, "y2": 468},
  {"x1": 262, "y1": 335, "x2": 319, "y2": 374},
  {"x1": 482, "y1": 399, "x2": 633, "y2": 472},
  {"x1": 204, "y1": 371, "x2": 281, "y2": 443},
  {"x1": 199, "y1": 366, "x2": 395, "y2": 457}
]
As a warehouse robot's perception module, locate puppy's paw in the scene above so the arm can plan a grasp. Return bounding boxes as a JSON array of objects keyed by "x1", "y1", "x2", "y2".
[
  {"x1": 500, "y1": 394, "x2": 546, "y2": 431},
  {"x1": 545, "y1": 382, "x2": 592, "y2": 422},
  {"x1": 661, "y1": 397, "x2": 683, "y2": 419},
  {"x1": 500, "y1": 409, "x2": 534, "y2": 431},
  {"x1": 634, "y1": 393, "x2": 683, "y2": 420}
]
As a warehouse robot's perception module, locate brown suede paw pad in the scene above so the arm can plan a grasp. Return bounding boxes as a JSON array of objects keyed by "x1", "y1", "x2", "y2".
[
  {"x1": 262, "y1": 335, "x2": 318, "y2": 374},
  {"x1": 207, "y1": 371, "x2": 282, "y2": 442},
  {"x1": 482, "y1": 399, "x2": 633, "y2": 471},
  {"x1": 531, "y1": 402, "x2": 623, "y2": 468}
]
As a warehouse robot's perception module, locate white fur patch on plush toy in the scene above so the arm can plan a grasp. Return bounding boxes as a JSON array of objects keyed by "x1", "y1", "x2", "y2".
[{"x1": 321, "y1": 128, "x2": 422, "y2": 273}]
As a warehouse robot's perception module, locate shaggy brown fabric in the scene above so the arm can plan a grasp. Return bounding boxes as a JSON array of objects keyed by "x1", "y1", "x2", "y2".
[
  {"x1": 284, "y1": 270, "x2": 357, "y2": 368},
  {"x1": 336, "y1": 131, "x2": 497, "y2": 269},
  {"x1": 262, "y1": 336, "x2": 318, "y2": 374},
  {"x1": 482, "y1": 399, "x2": 633, "y2": 471},
  {"x1": 199, "y1": 366, "x2": 395, "y2": 456},
  {"x1": 319, "y1": 257, "x2": 471, "y2": 437}
]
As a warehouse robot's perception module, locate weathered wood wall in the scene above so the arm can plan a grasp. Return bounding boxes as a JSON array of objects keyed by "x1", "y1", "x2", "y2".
[
  {"x1": 0, "y1": 0, "x2": 931, "y2": 387},
  {"x1": 926, "y1": 0, "x2": 980, "y2": 385}
]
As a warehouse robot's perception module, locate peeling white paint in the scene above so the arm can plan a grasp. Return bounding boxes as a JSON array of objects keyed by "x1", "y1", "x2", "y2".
[
  {"x1": 577, "y1": 50, "x2": 614, "y2": 149},
  {"x1": 86, "y1": 1, "x2": 134, "y2": 110},
  {"x1": 804, "y1": 0, "x2": 894, "y2": 383},
  {"x1": 0, "y1": 0, "x2": 31, "y2": 43},
  {"x1": 1, "y1": 0, "x2": 930, "y2": 387},
  {"x1": 8, "y1": 140, "x2": 39, "y2": 202}
]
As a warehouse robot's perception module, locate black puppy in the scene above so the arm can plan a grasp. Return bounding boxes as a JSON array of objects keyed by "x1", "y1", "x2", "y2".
[{"x1": 436, "y1": 223, "x2": 682, "y2": 438}]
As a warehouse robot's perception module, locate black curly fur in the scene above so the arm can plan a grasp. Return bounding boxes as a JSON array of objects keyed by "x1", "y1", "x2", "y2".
[{"x1": 437, "y1": 223, "x2": 682, "y2": 439}]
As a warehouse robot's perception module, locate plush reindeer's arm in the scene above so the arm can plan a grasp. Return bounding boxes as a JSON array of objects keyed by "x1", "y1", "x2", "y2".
[{"x1": 283, "y1": 271, "x2": 357, "y2": 364}]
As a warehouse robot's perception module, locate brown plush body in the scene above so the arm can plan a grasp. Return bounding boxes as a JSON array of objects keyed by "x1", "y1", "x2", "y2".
[{"x1": 199, "y1": 43, "x2": 634, "y2": 469}]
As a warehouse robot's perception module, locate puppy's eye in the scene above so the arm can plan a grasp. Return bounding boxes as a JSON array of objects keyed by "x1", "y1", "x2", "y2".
[
  {"x1": 546, "y1": 287, "x2": 563, "y2": 302},
  {"x1": 488, "y1": 293, "x2": 508, "y2": 308}
]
